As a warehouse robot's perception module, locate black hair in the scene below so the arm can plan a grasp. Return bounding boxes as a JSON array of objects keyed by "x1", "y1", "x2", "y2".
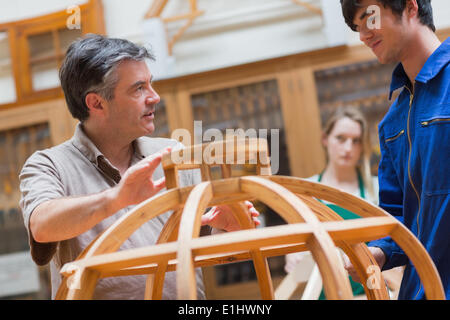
[
  {"x1": 59, "y1": 34, "x2": 155, "y2": 122},
  {"x1": 340, "y1": 0, "x2": 436, "y2": 32}
]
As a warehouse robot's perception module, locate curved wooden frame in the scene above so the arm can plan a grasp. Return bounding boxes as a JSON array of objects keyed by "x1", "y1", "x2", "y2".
[
  {"x1": 55, "y1": 175, "x2": 444, "y2": 300},
  {"x1": 161, "y1": 137, "x2": 272, "y2": 188},
  {"x1": 158, "y1": 137, "x2": 273, "y2": 299}
]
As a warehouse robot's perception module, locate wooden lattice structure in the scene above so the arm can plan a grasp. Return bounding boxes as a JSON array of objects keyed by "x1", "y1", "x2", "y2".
[
  {"x1": 55, "y1": 139, "x2": 444, "y2": 300},
  {"x1": 144, "y1": 0, "x2": 204, "y2": 55}
]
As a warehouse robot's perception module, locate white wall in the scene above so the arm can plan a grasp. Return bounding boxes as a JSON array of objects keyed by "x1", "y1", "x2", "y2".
[
  {"x1": 0, "y1": 0, "x2": 87, "y2": 23},
  {"x1": 102, "y1": 0, "x2": 450, "y2": 78},
  {"x1": 105, "y1": 0, "x2": 327, "y2": 79}
]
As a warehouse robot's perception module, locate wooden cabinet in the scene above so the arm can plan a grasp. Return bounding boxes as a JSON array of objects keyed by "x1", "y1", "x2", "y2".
[
  {"x1": 0, "y1": 0, "x2": 104, "y2": 109},
  {"x1": 0, "y1": 98, "x2": 75, "y2": 299}
]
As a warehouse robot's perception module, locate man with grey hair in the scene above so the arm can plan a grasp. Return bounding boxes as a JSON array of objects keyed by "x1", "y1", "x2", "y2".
[{"x1": 19, "y1": 34, "x2": 259, "y2": 299}]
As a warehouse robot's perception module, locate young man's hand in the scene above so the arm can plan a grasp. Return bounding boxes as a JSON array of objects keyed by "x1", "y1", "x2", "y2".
[
  {"x1": 284, "y1": 251, "x2": 310, "y2": 274},
  {"x1": 342, "y1": 246, "x2": 386, "y2": 283},
  {"x1": 201, "y1": 200, "x2": 261, "y2": 232}
]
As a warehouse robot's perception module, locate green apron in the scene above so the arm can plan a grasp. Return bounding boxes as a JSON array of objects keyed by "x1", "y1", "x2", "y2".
[{"x1": 317, "y1": 171, "x2": 366, "y2": 299}]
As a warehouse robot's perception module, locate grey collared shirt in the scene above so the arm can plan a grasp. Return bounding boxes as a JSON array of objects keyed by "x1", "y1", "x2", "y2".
[{"x1": 19, "y1": 123, "x2": 204, "y2": 300}]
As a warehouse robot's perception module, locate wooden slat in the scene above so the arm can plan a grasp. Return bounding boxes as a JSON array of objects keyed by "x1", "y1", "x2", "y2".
[
  {"x1": 62, "y1": 217, "x2": 395, "y2": 275},
  {"x1": 57, "y1": 173, "x2": 444, "y2": 300},
  {"x1": 176, "y1": 182, "x2": 213, "y2": 299},
  {"x1": 143, "y1": 207, "x2": 183, "y2": 299},
  {"x1": 292, "y1": 194, "x2": 390, "y2": 299},
  {"x1": 65, "y1": 268, "x2": 100, "y2": 300},
  {"x1": 162, "y1": 138, "x2": 269, "y2": 169},
  {"x1": 145, "y1": 0, "x2": 169, "y2": 19},
  {"x1": 101, "y1": 243, "x2": 309, "y2": 278},
  {"x1": 390, "y1": 226, "x2": 445, "y2": 299},
  {"x1": 75, "y1": 189, "x2": 182, "y2": 259},
  {"x1": 267, "y1": 175, "x2": 387, "y2": 218},
  {"x1": 277, "y1": 67, "x2": 325, "y2": 178},
  {"x1": 292, "y1": 0, "x2": 323, "y2": 15},
  {"x1": 7, "y1": 27, "x2": 23, "y2": 103}
]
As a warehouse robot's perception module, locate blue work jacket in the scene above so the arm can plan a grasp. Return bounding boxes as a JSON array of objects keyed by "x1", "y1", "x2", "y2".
[{"x1": 369, "y1": 38, "x2": 450, "y2": 300}]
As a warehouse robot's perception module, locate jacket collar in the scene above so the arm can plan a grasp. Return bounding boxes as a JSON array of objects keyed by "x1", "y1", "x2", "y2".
[{"x1": 389, "y1": 37, "x2": 450, "y2": 100}]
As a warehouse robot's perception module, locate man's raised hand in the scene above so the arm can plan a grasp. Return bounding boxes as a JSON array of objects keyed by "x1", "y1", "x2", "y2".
[{"x1": 111, "y1": 147, "x2": 171, "y2": 210}]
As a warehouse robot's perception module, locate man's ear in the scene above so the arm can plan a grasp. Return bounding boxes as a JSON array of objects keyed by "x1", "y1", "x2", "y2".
[
  {"x1": 85, "y1": 92, "x2": 105, "y2": 114},
  {"x1": 405, "y1": 0, "x2": 419, "y2": 19}
]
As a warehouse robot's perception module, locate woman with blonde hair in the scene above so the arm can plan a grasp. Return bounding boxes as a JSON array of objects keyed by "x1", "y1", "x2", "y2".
[
  {"x1": 284, "y1": 106, "x2": 379, "y2": 299},
  {"x1": 317, "y1": 106, "x2": 378, "y2": 209}
]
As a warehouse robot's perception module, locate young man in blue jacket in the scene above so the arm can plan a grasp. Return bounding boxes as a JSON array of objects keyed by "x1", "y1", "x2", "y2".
[{"x1": 340, "y1": 0, "x2": 449, "y2": 299}]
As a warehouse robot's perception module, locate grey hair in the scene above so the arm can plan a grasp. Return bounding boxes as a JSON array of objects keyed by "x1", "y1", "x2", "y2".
[
  {"x1": 59, "y1": 34, "x2": 155, "y2": 122},
  {"x1": 84, "y1": 57, "x2": 121, "y2": 102}
]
